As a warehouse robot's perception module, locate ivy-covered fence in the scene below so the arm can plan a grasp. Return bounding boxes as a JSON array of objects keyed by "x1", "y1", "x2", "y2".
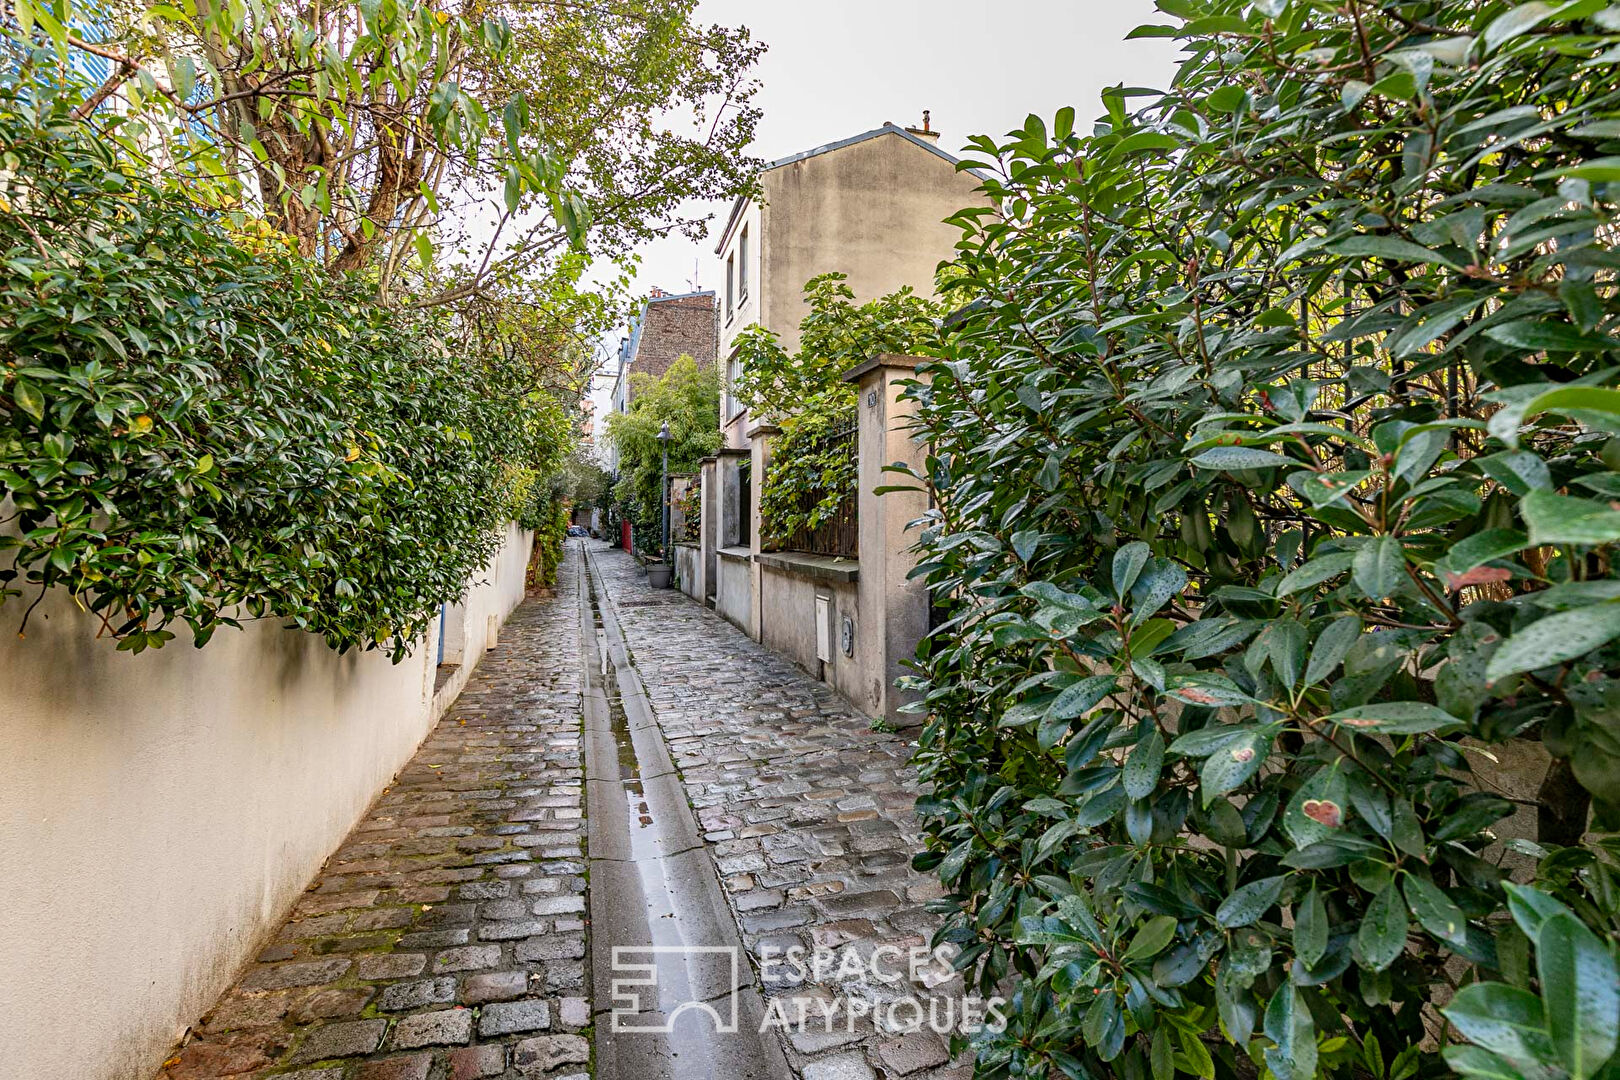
[
  {"x1": 765, "y1": 419, "x2": 860, "y2": 557},
  {"x1": 898, "y1": 3, "x2": 1620, "y2": 1080},
  {"x1": 734, "y1": 274, "x2": 942, "y2": 557}
]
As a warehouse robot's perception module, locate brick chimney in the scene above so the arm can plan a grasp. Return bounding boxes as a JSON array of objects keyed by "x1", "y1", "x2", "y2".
[
  {"x1": 649, "y1": 286, "x2": 666, "y2": 299},
  {"x1": 904, "y1": 109, "x2": 939, "y2": 144}
]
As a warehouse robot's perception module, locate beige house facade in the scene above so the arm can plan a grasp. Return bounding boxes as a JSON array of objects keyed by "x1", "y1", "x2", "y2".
[
  {"x1": 713, "y1": 120, "x2": 985, "y2": 448},
  {"x1": 677, "y1": 120, "x2": 986, "y2": 725}
]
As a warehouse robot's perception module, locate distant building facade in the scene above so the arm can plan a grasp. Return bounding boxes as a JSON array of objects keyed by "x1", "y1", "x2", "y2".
[{"x1": 689, "y1": 118, "x2": 990, "y2": 725}]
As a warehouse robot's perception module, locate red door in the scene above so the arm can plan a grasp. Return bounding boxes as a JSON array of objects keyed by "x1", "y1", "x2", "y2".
[{"x1": 621, "y1": 519, "x2": 632, "y2": 552}]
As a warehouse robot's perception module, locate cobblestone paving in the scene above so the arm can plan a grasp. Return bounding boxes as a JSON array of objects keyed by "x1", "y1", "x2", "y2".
[
  {"x1": 590, "y1": 545, "x2": 972, "y2": 1080},
  {"x1": 159, "y1": 550, "x2": 591, "y2": 1080}
]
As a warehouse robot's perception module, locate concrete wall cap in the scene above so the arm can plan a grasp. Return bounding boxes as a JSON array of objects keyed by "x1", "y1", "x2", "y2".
[
  {"x1": 745, "y1": 420, "x2": 782, "y2": 438},
  {"x1": 754, "y1": 550, "x2": 860, "y2": 584},
  {"x1": 841, "y1": 353, "x2": 927, "y2": 384}
]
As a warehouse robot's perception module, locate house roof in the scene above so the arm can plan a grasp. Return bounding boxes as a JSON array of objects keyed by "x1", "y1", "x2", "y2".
[{"x1": 713, "y1": 123, "x2": 990, "y2": 254}]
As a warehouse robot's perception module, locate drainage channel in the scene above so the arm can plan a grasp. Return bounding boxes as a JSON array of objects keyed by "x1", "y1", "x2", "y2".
[{"x1": 578, "y1": 542, "x2": 792, "y2": 1080}]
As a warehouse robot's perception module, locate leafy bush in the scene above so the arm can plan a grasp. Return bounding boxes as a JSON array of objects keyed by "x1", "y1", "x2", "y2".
[
  {"x1": 0, "y1": 86, "x2": 571, "y2": 657},
  {"x1": 604, "y1": 353, "x2": 720, "y2": 553},
  {"x1": 733, "y1": 274, "x2": 939, "y2": 544},
  {"x1": 900, "y1": 3, "x2": 1620, "y2": 1079}
]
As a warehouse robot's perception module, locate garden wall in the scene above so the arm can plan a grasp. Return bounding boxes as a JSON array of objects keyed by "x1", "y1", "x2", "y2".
[
  {"x1": 0, "y1": 522, "x2": 532, "y2": 1080},
  {"x1": 756, "y1": 555, "x2": 873, "y2": 714},
  {"x1": 714, "y1": 546, "x2": 754, "y2": 635},
  {"x1": 674, "y1": 541, "x2": 704, "y2": 603}
]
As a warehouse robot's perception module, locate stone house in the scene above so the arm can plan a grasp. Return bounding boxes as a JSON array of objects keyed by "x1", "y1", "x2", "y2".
[{"x1": 679, "y1": 118, "x2": 987, "y2": 725}]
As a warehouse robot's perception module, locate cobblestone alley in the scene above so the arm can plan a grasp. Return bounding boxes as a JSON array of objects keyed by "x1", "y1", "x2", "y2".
[{"x1": 157, "y1": 541, "x2": 968, "y2": 1080}]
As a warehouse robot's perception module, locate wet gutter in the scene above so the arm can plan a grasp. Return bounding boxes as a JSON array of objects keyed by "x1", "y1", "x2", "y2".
[{"x1": 577, "y1": 542, "x2": 792, "y2": 1080}]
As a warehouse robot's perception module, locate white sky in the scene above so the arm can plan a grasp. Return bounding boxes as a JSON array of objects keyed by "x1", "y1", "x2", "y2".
[{"x1": 588, "y1": 0, "x2": 1181, "y2": 406}]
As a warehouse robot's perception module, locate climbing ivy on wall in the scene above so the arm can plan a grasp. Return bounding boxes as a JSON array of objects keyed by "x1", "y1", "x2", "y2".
[
  {"x1": 0, "y1": 85, "x2": 574, "y2": 658},
  {"x1": 899, "y1": 2, "x2": 1620, "y2": 1079},
  {"x1": 733, "y1": 274, "x2": 941, "y2": 544}
]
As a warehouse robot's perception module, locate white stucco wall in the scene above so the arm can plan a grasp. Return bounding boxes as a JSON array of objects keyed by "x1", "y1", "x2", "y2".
[
  {"x1": 674, "y1": 542, "x2": 704, "y2": 603},
  {"x1": 714, "y1": 549, "x2": 753, "y2": 636},
  {"x1": 0, "y1": 522, "x2": 532, "y2": 1080}
]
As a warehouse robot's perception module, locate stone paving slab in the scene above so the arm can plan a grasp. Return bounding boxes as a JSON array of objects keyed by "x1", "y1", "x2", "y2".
[
  {"x1": 588, "y1": 545, "x2": 971, "y2": 1080},
  {"x1": 157, "y1": 549, "x2": 591, "y2": 1080}
]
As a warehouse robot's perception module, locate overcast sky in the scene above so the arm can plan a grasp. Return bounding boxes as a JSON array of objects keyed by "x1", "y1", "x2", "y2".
[{"x1": 590, "y1": 0, "x2": 1181, "y2": 401}]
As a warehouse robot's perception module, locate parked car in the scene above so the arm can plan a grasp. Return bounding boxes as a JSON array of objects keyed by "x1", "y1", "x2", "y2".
[{"x1": 566, "y1": 525, "x2": 589, "y2": 537}]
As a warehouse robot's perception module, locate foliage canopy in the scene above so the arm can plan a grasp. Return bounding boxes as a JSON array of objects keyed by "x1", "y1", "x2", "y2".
[{"x1": 13, "y1": 0, "x2": 762, "y2": 305}]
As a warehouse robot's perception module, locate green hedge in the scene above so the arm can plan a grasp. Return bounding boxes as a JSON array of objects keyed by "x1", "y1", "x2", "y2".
[
  {"x1": 901, "y1": 3, "x2": 1620, "y2": 1079},
  {"x1": 0, "y1": 86, "x2": 568, "y2": 657}
]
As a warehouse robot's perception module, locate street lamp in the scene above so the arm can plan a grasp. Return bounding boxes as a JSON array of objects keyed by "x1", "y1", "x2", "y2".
[{"x1": 656, "y1": 421, "x2": 672, "y2": 563}]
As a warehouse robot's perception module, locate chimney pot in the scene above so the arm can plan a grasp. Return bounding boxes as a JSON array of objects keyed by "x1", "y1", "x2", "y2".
[{"x1": 904, "y1": 110, "x2": 940, "y2": 144}]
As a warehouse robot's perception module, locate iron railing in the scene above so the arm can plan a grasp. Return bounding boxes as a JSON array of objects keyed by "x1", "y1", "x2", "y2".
[{"x1": 768, "y1": 422, "x2": 858, "y2": 558}]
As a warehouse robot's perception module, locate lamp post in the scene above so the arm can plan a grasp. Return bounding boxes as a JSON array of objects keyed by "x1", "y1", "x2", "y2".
[{"x1": 656, "y1": 421, "x2": 672, "y2": 562}]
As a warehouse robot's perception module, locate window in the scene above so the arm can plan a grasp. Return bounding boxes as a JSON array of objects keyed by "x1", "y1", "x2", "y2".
[
  {"x1": 725, "y1": 255, "x2": 735, "y2": 320},
  {"x1": 738, "y1": 226, "x2": 750, "y2": 302},
  {"x1": 727, "y1": 352, "x2": 743, "y2": 419}
]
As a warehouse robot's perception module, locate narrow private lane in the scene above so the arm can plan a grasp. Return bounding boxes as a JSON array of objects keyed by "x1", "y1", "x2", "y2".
[
  {"x1": 158, "y1": 541, "x2": 968, "y2": 1080},
  {"x1": 584, "y1": 542, "x2": 969, "y2": 1080},
  {"x1": 159, "y1": 550, "x2": 591, "y2": 1080}
]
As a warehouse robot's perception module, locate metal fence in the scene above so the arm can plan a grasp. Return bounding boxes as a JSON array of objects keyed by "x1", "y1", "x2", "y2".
[{"x1": 768, "y1": 422, "x2": 858, "y2": 558}]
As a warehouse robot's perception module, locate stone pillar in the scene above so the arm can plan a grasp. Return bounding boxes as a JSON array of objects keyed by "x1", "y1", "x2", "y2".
[
  {"x1": 745, "y1": 420, "x2": 780, "y2": 643},
  {"x1": 842, "y1": 354, "x2": 931, "y2": 727}
]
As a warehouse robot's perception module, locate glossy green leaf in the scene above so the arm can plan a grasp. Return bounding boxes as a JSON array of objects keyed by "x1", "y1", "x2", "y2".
[
  {"x1": 1191, "y1": 446, "x2": 1295, "y2": 470},
  {"x1": 1326, "y1": 702, "x2": 1462, "y2": 735},
  {"x1": 1294, "y1": 887, "x2": 1328, "y2": 968},
  {"x1": 1217, "y1": 875, "x2": 1287, "y2": 928},
  {"x1": 1263, "y1": 986, "x2": 1317, "y2": 1080},
  {"x1": 1353, "y1": 536, "x2": 1406, "y2": 602},
  {"x1": 1356, "y1": 882, "x2": 1408, "y2": 972},
  {"x1": 1124, "y1": 914, "x2": 1180, "y2": 962},
  {"x1": 1305, "y1": 616, "x2": 1360, "y2": 685},
  {"x1": 1404, "y1": 876, "x2": 1470, "y2": 948},
  {"x1": 1521, "y1": 491, "x2": 1620, "y2": 547},
  {"x1": 1483, "y1": 604, "x2": 1620, "y2": 684},
  {"x1": 1538, "y1": 912, "x2": 1620, "y2": 1080},
  {"x1": 1124, "y1": 729, "x2": 1165, "y2": 800}
]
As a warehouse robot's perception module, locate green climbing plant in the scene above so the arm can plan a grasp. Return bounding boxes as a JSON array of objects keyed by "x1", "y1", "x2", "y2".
[{"x1": 733, "y1": 274, "x2": 940, "y2": 545}]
